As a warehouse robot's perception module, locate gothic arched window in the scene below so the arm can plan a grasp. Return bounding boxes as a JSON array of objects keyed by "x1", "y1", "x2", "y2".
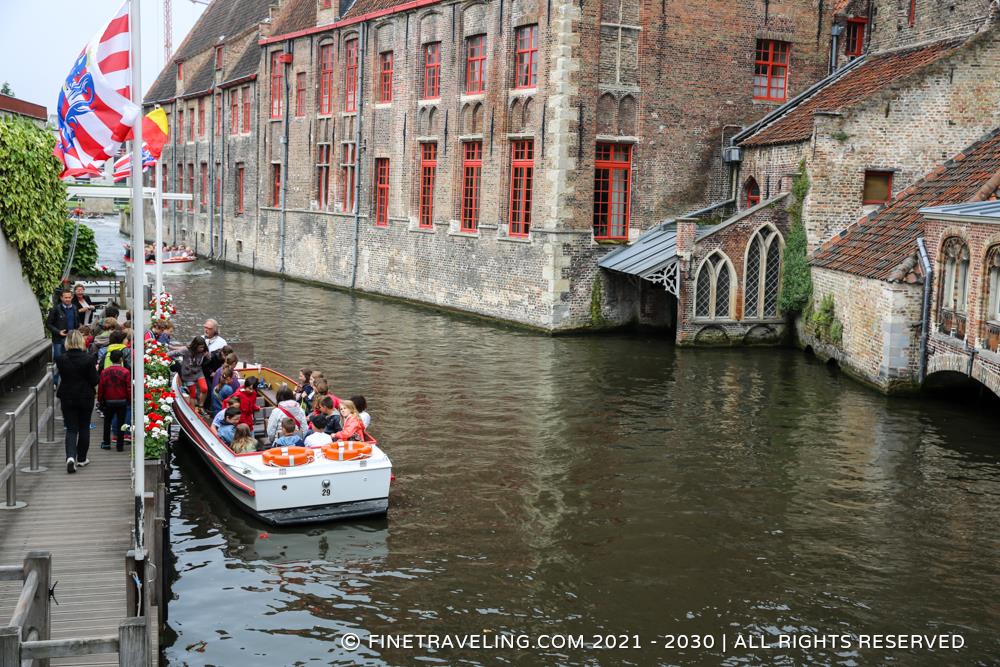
[
  {"x1": 745, "y1": 177, "x2": 761, "y2": 208},
  {"x1": 744, "y1": 225, "x2": 783, "y2": 319},
  {"x1": 694, "y1": 251, "x2": 735, "y2": 319},
  {"x1": 938, "y1": 236, "x2": 970, "y2": 337},
  {"x1": 984, "y1": 246, "x2": 1000, "y2": 351}
]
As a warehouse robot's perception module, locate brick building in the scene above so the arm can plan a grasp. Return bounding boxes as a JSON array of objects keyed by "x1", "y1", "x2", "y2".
[{"x1": 144, "y1": 0, "x2": 836, "y2": 330}]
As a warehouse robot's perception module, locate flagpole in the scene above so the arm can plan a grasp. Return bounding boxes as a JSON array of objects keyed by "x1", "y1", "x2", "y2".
[
  {"x1": 154, "y1": 159, "x2": 163, "y2": 298},
  {"x1": 129, "y1": 0, "x2": 146, "y2": 559}
]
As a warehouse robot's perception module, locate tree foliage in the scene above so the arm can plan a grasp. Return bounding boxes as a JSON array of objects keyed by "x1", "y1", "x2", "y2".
[
  {"x1": 779, "y1": 162, "x2": 813, "y2": 314},
  {"x1": 0, "y1": 82, "x2": 13, "y2": 96},
  {"x1": 62, "y1": 217, "x2": 102, "y2": 277},
  {"x1": 0, "y1": 116, "x2": 66, "y2": 311}
]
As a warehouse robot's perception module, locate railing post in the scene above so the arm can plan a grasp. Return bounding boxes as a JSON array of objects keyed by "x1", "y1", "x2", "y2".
[
  {"x1": 2, "y1": 413, "x2": 26, "y2": 510},
  {"x1": 0, "y1": 626, "x2": 19, "y2": 667},
  {"x1": 117, "y1": 617, "x2": 147, "y2": 667},
  {"x1": 45, "y1": 363, "x2": 56, "y2": 444},
  {"x1": 24, "y1": 551, "x2": 51, "y2": 667},
  {"x1": 125, "y1": 550, "x2": 144, "y2": 619},
  {"x1": 23, "y1": 388, "x2": 46, "y2": 473}
]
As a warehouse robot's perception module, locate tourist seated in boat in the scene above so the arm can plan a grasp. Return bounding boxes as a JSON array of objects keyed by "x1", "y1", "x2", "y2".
[
  {"x1": 168, "y1": 336, "x2": 210, "y2": 407},
  {"x1": 310, "y1": 377, "x2": 335, "y2": 414},
  {"x1": 230, "y1": 424, "x2": 258, "y2": 454},
  {"x1": 302, "y1": 414, "x2": 333, "y2": 447},
  {"x1": 273, "y1": 418, "x2": 305, "y2": 447},
  {"x1": 314, "y1": 395, "x2": 342, "y2": 433},
  {"x1": 266, "y1": 385, "x2": 308, "y2": 442},
  {"x1": 350, "y1": 395, "x2": 371, "y2": 429},
  {"x1": 216, "y1": 407, "x2": 242, "y2": 445},
  {"x1": 294, "y1": 368, "x2": 315, "y2": 412},
  {"x1": 211, "y1": 367, "x2": 237, "y2": 414},
  {"x1": 210, "y1": 395, "x2": 242, "y2": 434},
  {"x1": 332, "y1": 400, "x2": 367, "y2": 442},
  {"x1": 236, "y1": 376, "x2": 261, "y2": 429}
]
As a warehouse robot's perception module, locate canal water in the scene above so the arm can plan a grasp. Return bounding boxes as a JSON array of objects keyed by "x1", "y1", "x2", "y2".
[{"x1": 90, "y1": 218, "x2": 1000, "y2": 665}]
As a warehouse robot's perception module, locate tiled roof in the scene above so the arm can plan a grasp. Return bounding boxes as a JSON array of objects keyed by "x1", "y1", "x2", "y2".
[
  {"x1": 270, "y1": 0, "x2": 317, "y2": 36},
  {"x1": 341, "y1": 0, "x2": 410, "y2": 21},
  {"x1": 182, "y1": 58, "x2": 216, "y2": 98},
  {"x1": 222, "y1": 40, "x2": 261, "y2": 87},
  {"x1": 812, "y1": 129, "x2": 1000, "y2": 281},
  {"x1": 741, "y1": 37, "x2": 966, "y2": 147},
  {"x1": 833, "y1": 0, "x2": 854, "y2": 15}
]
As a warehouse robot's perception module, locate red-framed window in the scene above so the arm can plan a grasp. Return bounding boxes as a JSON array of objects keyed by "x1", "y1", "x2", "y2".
[
  {"x1": 272, "y1": 163, "x2": 282, "y2": 207},
  {"x1": 344, "y1": 38, "x2": 358, "y2": 112},
  {"x1": 508, "y1": 139, "x2": 534, "y2": 236},
  {"x1": 461, "y1": 141, "x2": 482, "y2": 232},
  {"x1": 187, "y1": 162, "x2": 194, "y2": 210},
  {"x1": 241, "y1": 86, "x2": 251, "y2": 133},
  {"x1": 162, "y1": 168, "x2": 168, "y2": 209},
  {"x1": 176, "y1": 61, "x2": 183, "y2": 80},
  {"x1": 465, "y1": 35, "x2": 486, "y2": 94},
  {"x1": 295, "y1": 72, "x2": 306, "y2": 117},
  {"x1": 341, "y1": 143, "x2": 356, "y2": 212},
  {"x1": 419, "y1": 143, "x2": 437, "y2": 228},
  {"x1": 316, "y1": 143, "x2": 331, "y2": 209},
  {"x1": 378, "y1": 51, "x2": 393, "y2": 103},
  {"x1": 177, "y1": 109, "x2": 184, "y2": 141},
  {"x1": 908, "y1": 0, "x2": 916, "y2": 26},
  {"x1": 423, "y1": 43, "x2": 440, "y2": 99},
  {"x1": 215, "y1": 92, "x2": 222, "y2": 135},
  {"x1": 187, "y1": 106, "x2": 195, "y2": 141},
  {"x1": 270, "y1": 52, "x2": 283, "y2": 118},
  {"x1": 215, "y1": 46, "x2": 223, "y2": 70},
  {"x1": 197, "y1": 98, "x2": 205, "y2": 137},
  {"x1": 374, "y1": 158, "x2": 390, "y2": 227},
  {"x1": 745, "y1": 177, "x2": 761, "y2": 207},
  {"x1": 863, "y1": 170, "x2": 893, "y2": 204},
  {"x1": 229, "y1": 90, "x2": 238, "y2": 134},
  {"x1": 514, "y1": 25, "x2": 538, "y2": 89},
  {"x1": 319, "y1": 44, "x2": 334, "y2": 114},
  {"x1": 753, "y1": 39, "x2": 790, "y2": 102},
  {"x1": 593, "y1": 142, "x2": 632, "y2": 240},
  {"x1": 845, "y1": 18, "x2": 867, "y2": 57},
  {"x1": 200, "y1": 162, "x2": 208, "y2": 210},
  {"x1": 235, "y1": 163, "x2": 245, "y2": 214}
]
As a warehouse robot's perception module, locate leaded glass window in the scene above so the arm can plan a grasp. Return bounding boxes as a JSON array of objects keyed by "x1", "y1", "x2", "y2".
[
  {"x1": 694, "y1": 252, "x2": 734, "y2": 320},
  {"x1": 744, "y1": 226, "x2": 783, "y2": 319}
]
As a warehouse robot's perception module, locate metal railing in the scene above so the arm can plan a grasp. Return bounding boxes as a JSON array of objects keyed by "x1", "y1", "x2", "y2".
[{"x1": 0, "y1": 364, "x2": 57, "y2": 511}]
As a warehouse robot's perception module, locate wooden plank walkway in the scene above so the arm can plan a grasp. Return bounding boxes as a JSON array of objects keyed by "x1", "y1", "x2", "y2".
[{"x1": 0, "y1": 407, "x2": 134, "y2": 666}]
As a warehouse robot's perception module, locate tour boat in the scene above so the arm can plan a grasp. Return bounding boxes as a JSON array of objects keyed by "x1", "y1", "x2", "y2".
[
  {"x1": 171, "y1": 365, "x2": 392, "y2": 526},
  {"x1": 124, "y1": 253, "x2": 197, "y2": 273}
]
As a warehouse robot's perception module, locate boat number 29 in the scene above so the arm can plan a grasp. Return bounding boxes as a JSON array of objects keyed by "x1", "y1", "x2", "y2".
[{"x1": 321, "y1": 487, "x2": 331, "y2": 496}]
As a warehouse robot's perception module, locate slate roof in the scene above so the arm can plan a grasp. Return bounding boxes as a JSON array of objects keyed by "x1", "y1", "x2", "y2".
[
  {"x1": 740, "y1": 37, "x2": 966, "y2": 148},
  {"x1": 182, "y1": 58, "x2": 216, "y2": 98},
  {"x1": 270, "y1": 0, "x2": 317, "y2": 36},
  {"x1": 341, "y1": 0, "x2": 409, "y2": 21},
  {"x1": 812, "y1": 129, "x2": 1000, "y2": 281},
  {"x1": 222, "y1": 40, "x2": 262, "y2": 87},
  {"x1": 920, "y1": 200, "x2": 1000, "y2": 220}
]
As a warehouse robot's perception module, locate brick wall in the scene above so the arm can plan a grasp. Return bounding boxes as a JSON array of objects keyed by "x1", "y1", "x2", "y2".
[{"x1": 867, "y1": 0, "x2": 992, "y2": 53}]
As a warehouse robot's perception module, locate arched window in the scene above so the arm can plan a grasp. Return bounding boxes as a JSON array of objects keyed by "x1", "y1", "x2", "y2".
[
  {"x1": 694, "y1": 252, "x2": 735, "y2": 319},
  {"x1": 745, "y1": 177, "x2": 760, "y2": 208},
  {"x1": 985, "y1": 246, "x2": 1000, "y2": 352},
  {"x1": 938, "y1": 236, "x2": 970, "y2": 337},
  {"x1": 744, "y1": 226, "x2": 783, "y2": 319}
]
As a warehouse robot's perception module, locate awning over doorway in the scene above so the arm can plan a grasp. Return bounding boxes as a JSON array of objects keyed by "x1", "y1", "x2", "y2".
[{"x1": 598, "y1": 223, "x2": 681, "y2": 294}]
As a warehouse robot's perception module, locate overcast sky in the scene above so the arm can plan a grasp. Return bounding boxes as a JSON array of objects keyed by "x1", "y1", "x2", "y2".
[{"x1": 0, "y1": 0, "x2": 205, "y2": 111}]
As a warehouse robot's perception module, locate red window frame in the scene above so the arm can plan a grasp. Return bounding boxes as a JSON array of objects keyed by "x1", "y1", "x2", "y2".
[
  {"x1": 753, "y1": 39, "x2": 790, "y2": 102},
  {"x1": 592, "y1": 142, "x2": 632, "y2": 240},
  {"x1": 862, "y1": 170, "x2": 893, "y2": 205},
  {"x1": 341, "y1": 143, "x2": 356, "y2": 212},
  {"x1": 845, "y1": 18, "x2": 867, "y2": 57},
  {"x1": 319, "y1": 44, "x2": 333, "y2": 115},
  {"x1": 241, "y1": 86, "x2": 251, "y2": 133},
  {"x1": 508, "y1": 139, "x2": 534, "y2": 237},
  {"x1": 197, "y1": 98, "x2": 205, "y2": 137},
  {"x1": 200, "y1": 162, "x2": 208, "y2": 210},
  {"x1": 908, "y1": 0, "x2": 916, "y2": 26},
  {"x1": 229, "y1": 90, "x2": 238, "y2": 134},
  {"x1": 177, "y1": 109, "x2": 184, "y2": 142},
  {"x1": 236, "y1": 164, "x2": 245, "y2": 214},
  {"x1": 745, "y1": 178, "x2": 761, "y2": 207},
  {"x1": 461, "y1": 141, "x2": 482, "y2": 232},
  {"x1": 272, "y1": 163, "x2": 282, "y2": 207},
  {"x1": 270, "y1": 52, "x2": 283, "y2": 119},
  {"x1": 465, "y1": 35, "x2": 486, "y2": 94},
  {"x1": 187, "y1": 162, "x2": 194, "y2": 210},
  {"x1": 344, "y1": 38, "x2": 358, "y2": 112},
  {"x1": 215, "y1": 92, "x2": 222, "y2": 135},
  {"x1": 187, "y1": 106, "x2": 195, "y2": 141},
  {"x1": 374, "y1": 158, "x2": 390, "y2": 227},
  {"x1": 177, "y1": 61, "x2": 183, "y2": 80},
  {"x1": 295, "y1": 72, "x2": 306, "y2": 117},
  {"x1": 317, "y1": 143, "x2": 331, "y2": 209},
  {"x1": 378, "y1": 51, "x2": 393, "y2": 103},
  {"x1": 419, "y1": 143, "x2": 437, "y2": 228},
  {"x1": 423, "y1": 43, "x2": 440, "y2": 100},
  {"x1": 514, "y1": 26, "x2": 538, "y2": 89},
  {"x1": 215, "y1": 46, "x2": 223, "y2": 70}
]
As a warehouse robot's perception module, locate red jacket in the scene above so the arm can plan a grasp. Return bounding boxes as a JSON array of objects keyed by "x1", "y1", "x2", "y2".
[
  {"x1": 333, "y1": 414, "x2": 366, "y2": 442},
  {"x1": 98, "y1": 364, "x2": 131, "y2": 403},
  {"x1": 236, "y1": 388, "x2": 260, "y2": 428}
]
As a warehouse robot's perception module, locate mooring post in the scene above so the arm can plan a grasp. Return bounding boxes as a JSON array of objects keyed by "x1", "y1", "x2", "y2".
[
  {"x1": 117, "y1": 617, "x2": 147, "y2": 667},
  {"x1": 0, "y1": 625, "x2": 19, "y2": 667},
  {"x1": 45, "y1": 364, "x2": 56, "y2": 444},
  {"x1": 24, "y1": 551, "x2": 51, "y2": 666},
  {"x1": 3, "y1": 413, "x2": 26, "y2": 510}
]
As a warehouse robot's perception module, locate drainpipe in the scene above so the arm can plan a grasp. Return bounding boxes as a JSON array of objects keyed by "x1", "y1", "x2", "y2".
[
  {"x1": 917, "y1": 237, "x2": 933, "y2": 382},
  {"x1": 279, "y1": 40, "x2": 293, "y2": 274},
  {"x1": 209, "y1": 90, "x2": 217, "y2": 259},
  {"x1": 830, "y1": 24, "x2": 843, "y2": 74},
  {"x1": 350, "y1": 23, "x2": 367, "y2": 289}
]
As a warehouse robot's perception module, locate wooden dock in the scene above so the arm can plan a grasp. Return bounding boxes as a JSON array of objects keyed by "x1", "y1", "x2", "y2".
[{"x1": 0, "y1": 407, "x2": 136, "y2": 666}]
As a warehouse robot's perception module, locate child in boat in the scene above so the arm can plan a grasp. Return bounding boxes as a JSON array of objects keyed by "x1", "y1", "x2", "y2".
[
  {"x1": 273, "y1": 418, "x2": 305, "y2": 447},
  {"x1": 266, "y1": 385, "x2": 307, "y2": 441},
  {"x1": 230, "y1": 424, "x2": 258, "y2": 454},
  {"x1": 236, "y1": 376, "x2": 261, "y2": 429},
  {"x1": 168, "y1": 336, "x2": 210, "y2": 408},
  {"x1": 294, "y1": 368, "x2": 315, "y2": 412},
  {"x1": 303, "y1": 414, "x2": 333, "y2": 447},
  {"x1": 350, "y1": 395, "x2": 371, "y2": 428},
  {"x1": 211, "y1": 367, "x2": 237, "y2": 414},
  {"x1": 332, "y1": 400, "x2": 367, "y2": 442},
  {"x1": 216, "y1": 407, "x2": 242, "y2": 445},
  {"x1": 315, "y1": 395, "x2": 342, "y2": 433},
  {"x1": 211, "y1": 395, "x2": 242, "y2": 434}
]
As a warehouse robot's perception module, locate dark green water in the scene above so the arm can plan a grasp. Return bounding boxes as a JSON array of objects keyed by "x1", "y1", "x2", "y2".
[{"x1": 91, "y1": 218, "x2": 1000, "y2": 666}]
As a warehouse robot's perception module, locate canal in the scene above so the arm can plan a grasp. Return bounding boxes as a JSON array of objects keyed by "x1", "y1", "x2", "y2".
[{"x1": 91, "y1": 218, "x2": 1000, "y2": 665}]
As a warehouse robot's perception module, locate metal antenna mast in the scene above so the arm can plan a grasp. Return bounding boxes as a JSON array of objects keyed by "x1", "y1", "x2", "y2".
[{"x1": 164, "y1": 0, "x2": 172, "y2": 62}]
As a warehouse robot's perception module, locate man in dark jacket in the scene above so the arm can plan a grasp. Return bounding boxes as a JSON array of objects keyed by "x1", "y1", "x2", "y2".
[{"x1": 46, "y1": 289, "x2": 78, "y2": 385}]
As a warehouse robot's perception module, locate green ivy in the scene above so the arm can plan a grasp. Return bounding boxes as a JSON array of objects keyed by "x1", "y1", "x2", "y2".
[
  {"x1": 810, "y1": 293, "x2": 844, "y2": 346},
  {"x1": 0, "y1": 116, "x2": 66, "y2": 313},
  {"x1": 590, "y1": 276, "x2": 607, "y2": 327},
  {"x1": 62, "y1": 218, "x2": 102, "y2": 277},
  {"x1": 779, "y1": 161, "x2": 812, "y2": 314}
]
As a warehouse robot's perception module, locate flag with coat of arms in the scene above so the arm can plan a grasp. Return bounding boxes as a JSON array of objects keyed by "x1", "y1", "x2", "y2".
[{"x1": 113, "y1": 107, "x2": 170, "y2": 181}]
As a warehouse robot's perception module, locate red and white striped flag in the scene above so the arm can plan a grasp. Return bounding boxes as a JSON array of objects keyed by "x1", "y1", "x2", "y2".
[{"x1": 54, "y1": 1, "x2": 140, "y2": 179}]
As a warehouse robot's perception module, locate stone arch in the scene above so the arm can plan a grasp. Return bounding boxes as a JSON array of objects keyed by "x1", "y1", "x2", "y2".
[
  {"x1": 471, "y1": 102, "x2": 483, "y2": 133},
  {"x1": 461, "y1": 103, "x2": 472, "y2": 134},
  {"x1": 744, "y1": 176, "x2": 761, "y2": 208},
  {"x1": 522, "y1": 97, "x2": 535, "y2": 128},
  {"x1": 596, "y1": 93, "x2": 616, "y2": 135},
  {"x1": 427, "y1": 106, "x2": 438, "y2": 135},
  {"x1": 693, "y1": 250, "x2": 736, "y2": 320},
  {"x1": 509, "y1": 98, "x2": 524, "y2": 133},
  {"x1": 618, "y1": 95, "x2": 636, "y2": 135},
  {"x1": 374, "y1": 21, "x2": 394, "y2": 50},
  {"x1": 418, "y1": 11, "x2": 442, "y2": 43},
  {"x1": 926, "y1": 353, "x2": 970, "y2": 377},
  {"x1": 694, "y1": 325, "x2": 730, "y2": 345},
  {"x1": 743, "y1": 223, "x2": 784, "y2": 320},
  {"x1": 743, "y1": 324, "x2": 779, "y2": 344},
  {"x1": 461, "y1": 2, "x2": 488, "y2": 36}
]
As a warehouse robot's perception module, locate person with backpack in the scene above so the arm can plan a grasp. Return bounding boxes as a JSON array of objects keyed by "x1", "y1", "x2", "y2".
[
  {"x1": 97, "y1": 348, "x2": 131, "y2": 451},
  {"x1": 265, "y1": 384, "x2": 307, "y2": 442}
]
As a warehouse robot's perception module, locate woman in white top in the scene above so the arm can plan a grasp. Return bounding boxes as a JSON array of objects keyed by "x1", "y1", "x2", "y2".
[
  {"x1": 266, "y1": 384, "x2": 307, "y2": 442},
  {"x1": 350, "y1": 395, "x2": 371, "y2": 428}
]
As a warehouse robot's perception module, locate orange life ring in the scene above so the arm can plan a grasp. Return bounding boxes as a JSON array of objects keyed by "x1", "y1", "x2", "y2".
[
  {"x1": 322, "y1": 441, "x2": 373, "y2": 461},
  {"x1": 262, "y1": 446, "x2": 315, "y2": 467}
]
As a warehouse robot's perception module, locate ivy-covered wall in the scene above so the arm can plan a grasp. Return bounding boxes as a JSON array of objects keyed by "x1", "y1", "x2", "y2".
[{"x1": 0, "y1": 116, "x2": 66, "y2": 310}]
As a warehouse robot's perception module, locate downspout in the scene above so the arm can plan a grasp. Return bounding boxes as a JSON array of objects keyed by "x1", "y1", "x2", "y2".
[
  {"x1": 279, "y1": 40, "x2": 293, "y2": 274},
  {"x1": 209, "y1": 91, "x2": 216, "y2": 259},
  {"x1": 917, "y1": 237, "x2": 933, "y2": 382},
  {"x1": 350, "y1": 22, "x2": 367, "y2": 289},
  {"x1": 829, "y1": 24, "x2": 842, "y2": 74}
]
